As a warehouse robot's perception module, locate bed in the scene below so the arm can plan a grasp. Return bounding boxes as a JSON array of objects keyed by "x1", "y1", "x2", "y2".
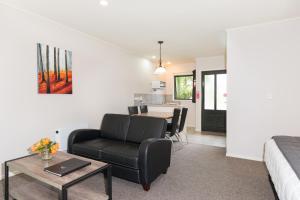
[{"x1": 264, "y1": 137, "x2": 300, "y2": 200}]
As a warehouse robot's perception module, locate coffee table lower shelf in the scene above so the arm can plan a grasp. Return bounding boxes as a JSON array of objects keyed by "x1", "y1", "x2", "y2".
[{"x1": 9, "y1": 174, "x2": 108, "y2": 200}]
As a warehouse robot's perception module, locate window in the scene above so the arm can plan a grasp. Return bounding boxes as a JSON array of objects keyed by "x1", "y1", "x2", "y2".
[{"x1": 174, "y1": 75, "x2": 193, "y2": 100}]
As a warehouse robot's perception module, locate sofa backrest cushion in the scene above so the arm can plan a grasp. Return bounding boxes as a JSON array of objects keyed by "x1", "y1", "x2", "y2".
[
  {"x1": 100, "y1": 114, "x2": 130, "y2": 141},
  {"x1": 126, "y1": 116, "x2": 167, "y2": 143}
]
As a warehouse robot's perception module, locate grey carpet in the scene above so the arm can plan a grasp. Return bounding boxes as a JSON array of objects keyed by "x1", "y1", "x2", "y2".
[{"x1": 0, "y1": 144, "x2": 275, "y2": 200}]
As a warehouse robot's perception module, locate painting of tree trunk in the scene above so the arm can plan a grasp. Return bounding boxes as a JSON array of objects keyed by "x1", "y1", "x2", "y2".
[
  {"x1": 37, "y1": 43, "x2": 45, "y2": 82},
  {"x1": 65, "y1": 50, "x2": 69, "y2": 83},
  {"x1": 46, "y1": 45, "x2": 51, "y2": 94},
  {"x1": 54, "y1": 47, "x2": 57, "y2": 81},
  {"x1": 37, "y1": 43, "x2": 72, "y2": 94},
  {"x1": 57, "y1": 48, "x2": 61, "y2": 81}
]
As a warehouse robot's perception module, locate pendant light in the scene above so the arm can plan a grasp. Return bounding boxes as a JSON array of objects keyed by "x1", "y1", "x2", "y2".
[{"x1": 154, "y1": 41, "x2": 167, "y2": 75}]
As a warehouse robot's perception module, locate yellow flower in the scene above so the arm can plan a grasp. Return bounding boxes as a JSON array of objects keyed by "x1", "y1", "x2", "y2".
[
  {"x1": 50, "y1": 143, "x2": 59, "y2": 155},
  {"x1": 31, "y1": 142, "x2": 41, "y2": 152},
  {"x1": 42, "y1": 138, "x2": 50, "y2": 146},
  {"x1": 36, "y1": 142, "x2": 41, "y2": 148},
  {"x1": 31, "y1": 145, "x2": 37, "y2": 152},
  {"x1": 30, "y1": 138, "x2": 58, "y2": 154}
]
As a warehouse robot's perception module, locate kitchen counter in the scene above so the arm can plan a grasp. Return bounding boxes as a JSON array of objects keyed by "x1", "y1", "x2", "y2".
[
  {"x1": 147, "y1": 104, "x2": 183, "y2": 108},
  {"x1": 147, "y1": 104, "x2": 183, "y2": 113}
]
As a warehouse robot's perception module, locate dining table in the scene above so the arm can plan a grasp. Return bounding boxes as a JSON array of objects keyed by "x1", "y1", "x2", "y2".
[{"x1": 134, "y1": 112, "x2": 173, "y2": 119}]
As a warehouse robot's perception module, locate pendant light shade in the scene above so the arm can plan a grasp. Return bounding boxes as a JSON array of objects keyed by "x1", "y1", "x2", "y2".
[
  {"x1": 154, "y1": 66, "x2": 166, "y2": 74},
  {"x1": 154, "y1": 41, "x2": 166, "y2": 75}
]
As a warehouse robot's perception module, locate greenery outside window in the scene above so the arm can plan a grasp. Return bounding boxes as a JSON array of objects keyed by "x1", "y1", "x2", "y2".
[{"x1": 174, "y1": 75, "x2": 193, "y2": 100}]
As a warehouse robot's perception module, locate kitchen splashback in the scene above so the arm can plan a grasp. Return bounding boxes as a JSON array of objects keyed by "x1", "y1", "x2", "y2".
[{"x1": 134, "y1": 93, "x2": 173, "y2": 106}]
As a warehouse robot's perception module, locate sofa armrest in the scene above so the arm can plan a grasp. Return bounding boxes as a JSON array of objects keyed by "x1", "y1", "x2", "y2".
[
  {"x1": 67, "y1": 129, "x2": 101, "y2": 153},
  {"x1": 138, "y1": 138, "x2": 172, "y2": 185}
]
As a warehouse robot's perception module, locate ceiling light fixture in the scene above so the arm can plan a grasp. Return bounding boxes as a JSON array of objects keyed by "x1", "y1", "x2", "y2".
[
  {"x1": 99, "y1": 0, "x2": 109, "y2": 7},
  {"x1": 152, "y1": 56, "x2": 156, "y2": 59},
  {"x1": 154, "y1": 41, "x2": 167, "y2": 75}
]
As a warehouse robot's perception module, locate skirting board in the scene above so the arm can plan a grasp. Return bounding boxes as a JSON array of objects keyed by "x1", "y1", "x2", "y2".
[{"x1": 226, "y1": 152, "x2": 263, "y2": 162}]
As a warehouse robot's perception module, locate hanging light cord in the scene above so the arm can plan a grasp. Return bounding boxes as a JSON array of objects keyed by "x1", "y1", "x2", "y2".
[{"x1": 158, "y1": 41, "x2": 163, "y2": 67}]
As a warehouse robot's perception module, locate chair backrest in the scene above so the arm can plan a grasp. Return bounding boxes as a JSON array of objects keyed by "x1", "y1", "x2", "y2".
[
  {"x1": 178, "y1": 108, "x2": 188, "y2": 132},
  {"x1": 126, "y1": 116, "x2": 167, "y2": 143},
  {"x1": 140, "y1": 105, "x2": 148, "y2": 113},
  {"x1": 169, "y1": 108, "x2": 181, "y2": 137},
  {"x1": 128, "y1": 106, "x2": 138, "y2": 115}
]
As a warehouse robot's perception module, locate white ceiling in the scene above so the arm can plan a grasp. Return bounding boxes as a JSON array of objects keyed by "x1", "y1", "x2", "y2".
[{"x1": 2, "y1": 0, "x2": 300, "y2": 64}]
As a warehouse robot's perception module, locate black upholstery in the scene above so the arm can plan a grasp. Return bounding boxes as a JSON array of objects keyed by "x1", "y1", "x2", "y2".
[
  {"x1": 126, "y1": 116, "x2": 167, "y2": 143},
  {"x1": 128, "y1": 106, "x2": 138, "y2": 115},
  {"x1": 68, "y1": 129, "x2": 101, "y2": 154},
  {"x1": 100, "y1": 114, "x2": 130, "y2": 141},
  {"x1": 139, "y1": 138, "x2": 172, "y2": 184},
  {"x1": 140, "y1": 105, "x2": 148, "y2": 113},
  {"x1": 166, "y1": 123, "x2": 172, "y2": 131},
  {"x1": 71, "y1": 138, "x2": 122, "y2": 159},
  {"x1": 68, "y1": 114, "x2": 171, "y2": 191},
  {"x1": 101, "y1": 142, "x2": 140, "y2": 169},
  {"x1": 112, "y1": 164, "x2": 141, "y2": 183},
  {"x1": 166, "y1": 108, "x2": 181, "y2": 137},
  {"x1": 178, "y1": 108, "x2": 188, "y2": 132}
]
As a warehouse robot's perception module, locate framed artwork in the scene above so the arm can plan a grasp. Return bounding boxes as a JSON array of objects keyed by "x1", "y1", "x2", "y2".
[{"x1": 37, "y1": 43, "x2": 72, "y2": 94}]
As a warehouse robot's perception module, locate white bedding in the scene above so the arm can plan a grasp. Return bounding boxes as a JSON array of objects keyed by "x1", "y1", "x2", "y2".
[{"x1": 264, "y1": 139, "x2": 300, "y2": 200}]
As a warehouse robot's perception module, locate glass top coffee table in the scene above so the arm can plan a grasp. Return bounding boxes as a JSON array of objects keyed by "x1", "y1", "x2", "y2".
[{"x1": 4, "y1": 151, "x2": 112, "y2": 200}]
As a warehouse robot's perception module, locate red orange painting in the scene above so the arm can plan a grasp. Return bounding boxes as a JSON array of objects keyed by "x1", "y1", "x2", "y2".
[{"x1": 37, "y1": 43, "x2": 72, "y2": 94}]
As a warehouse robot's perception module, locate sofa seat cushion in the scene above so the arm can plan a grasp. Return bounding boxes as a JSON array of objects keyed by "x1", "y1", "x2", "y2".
[
  {"x1": 72, "y1": 138, "x2": 122, "y2": 159},
  {"x1": 101, "y1": 142, "x2": 140, "y2": 170}
]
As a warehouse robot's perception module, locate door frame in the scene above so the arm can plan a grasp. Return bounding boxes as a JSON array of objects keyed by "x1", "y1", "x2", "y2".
[{"x1": 201, "y1": 70, "x2": 227, "y2": 132}]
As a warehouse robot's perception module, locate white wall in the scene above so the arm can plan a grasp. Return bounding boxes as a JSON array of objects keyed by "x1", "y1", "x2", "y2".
[
  {"x1": 227, "y1": 18, "x2": 300, "y2": 161},
  {"x1": 195, "y1": 56, "x2": 226, "y2": 131},
  {"x1": 164, "y1": 63, "x2": 196, "y2": 127},
  {"x1": 0, "y1": 4, "x2": 154, "y2": 176}
]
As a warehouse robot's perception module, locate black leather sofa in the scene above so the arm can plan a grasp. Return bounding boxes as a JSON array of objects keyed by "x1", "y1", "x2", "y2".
[{"x1": 68, "y1": 114, "x2": 172, "y2": 191}]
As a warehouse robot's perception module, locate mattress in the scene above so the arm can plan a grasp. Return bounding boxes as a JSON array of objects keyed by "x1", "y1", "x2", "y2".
[{"x1": 265, "y1": 139, "x2": 300, "y2": 200}]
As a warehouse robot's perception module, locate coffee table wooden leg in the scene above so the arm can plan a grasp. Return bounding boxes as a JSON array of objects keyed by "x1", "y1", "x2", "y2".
[
  {"x1": 103, "y1": 166, "x2": 112, "y2": 200},
  {"x1": 4, "y1": 162, "x2": 9, "y2": 200},
  {"x1": 59, "y1": 188, "x2": 67, "y2": 200}
]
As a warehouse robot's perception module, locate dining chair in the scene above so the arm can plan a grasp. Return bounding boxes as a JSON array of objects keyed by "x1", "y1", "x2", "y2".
[
  {"x1": 140, "y1": 105, "x2": 148, "y2": 113},
  {"x1": 128, "y1": 106, "x2": 138, "y2": 115},
  {"x1": 176, "y1": 108, "x2": 188, "y2": 144},
  {"x1": 165, "y1": 108, "x2": 181, "y2": 152}
]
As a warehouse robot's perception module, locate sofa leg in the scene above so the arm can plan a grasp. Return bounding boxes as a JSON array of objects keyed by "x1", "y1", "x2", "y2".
[
  {"x1": 162, "y1": 169, "x2": 168, "y2": 174},
  {"x1": 142, "y1": 184, "x2": 151, "y2": 191}
]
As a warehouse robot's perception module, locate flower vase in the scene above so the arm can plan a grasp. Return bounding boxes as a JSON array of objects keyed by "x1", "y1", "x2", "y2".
[{"x1": 41, "y1": 149, "x2": 52, "y2": 160}]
